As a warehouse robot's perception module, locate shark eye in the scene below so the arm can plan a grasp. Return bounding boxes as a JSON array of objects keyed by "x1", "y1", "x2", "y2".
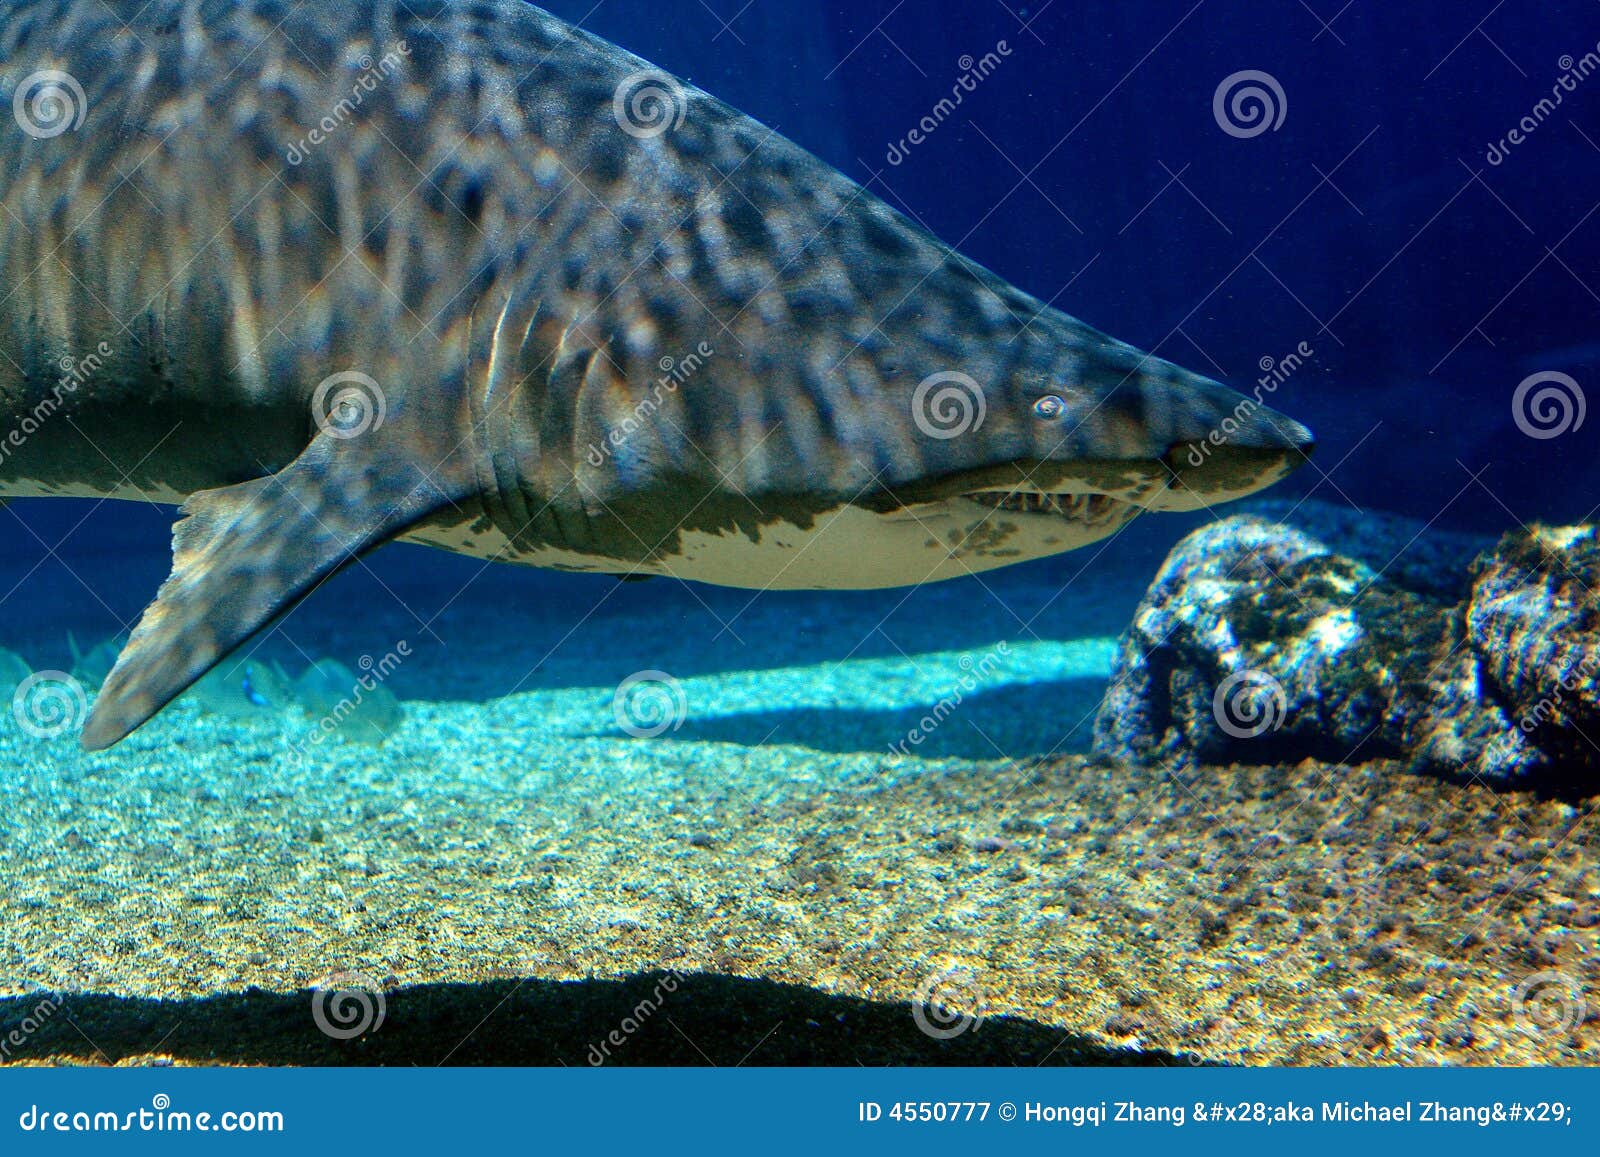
[{"x1": 1032, "y1": 395, "x2": 1066, "y2": 421}]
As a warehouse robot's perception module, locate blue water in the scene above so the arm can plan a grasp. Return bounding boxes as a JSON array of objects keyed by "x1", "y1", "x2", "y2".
[
  {"x1": 10, "y1": 0, "x2": 1599, "y2": 629},
  {"x1": 4, "y1": 0, "x2": 1595, "y2": 809},
  {"x1": 2, "y1": 0, "x2": 1597, "y2": 1069}
]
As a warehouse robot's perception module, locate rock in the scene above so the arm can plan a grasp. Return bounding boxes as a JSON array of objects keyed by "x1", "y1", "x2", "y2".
[
  {"x1": 186, "y1": 657, "x2": 293, "y2": 719},
  {"x1": 1092, "y1": 512, "x2": 1593, "y2": 786},
  {"x1": 1238, "y1": 498, "x2": 1489, "y2": 600},
  {"x1": 294, "y1": 658, "x2": 405, "y2": 746},
  {"x1": 1468, "y1": 525, "x2": 1600, "y2": 767},
  {"x1": 67, "y1": 634, "x2": 122, "y2": 692}
]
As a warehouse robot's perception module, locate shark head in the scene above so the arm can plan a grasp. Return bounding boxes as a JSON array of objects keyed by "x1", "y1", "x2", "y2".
[
  {"x1": 860, "y1": 314, "x2": 1315, "y2": 546},
  {"x1": 829, "y1": 330, "x2": 1312, "y2": 588},
  {"x1": 542, "y1": 298, "x2": 1314, "y2": 592}
]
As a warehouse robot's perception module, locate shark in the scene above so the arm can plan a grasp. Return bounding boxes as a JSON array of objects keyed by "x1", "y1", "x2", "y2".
[{"x1": 0, "y1": 0, "x2": 1313, "y2": 750}]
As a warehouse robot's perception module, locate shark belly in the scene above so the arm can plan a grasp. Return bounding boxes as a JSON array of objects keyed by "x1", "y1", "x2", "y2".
[
  {"x1": 0, "y1": 478, "x2": 187, "y2": 503},
  {"x1": 404, "y1": 499, "x2": 1138, "y2": 590}
]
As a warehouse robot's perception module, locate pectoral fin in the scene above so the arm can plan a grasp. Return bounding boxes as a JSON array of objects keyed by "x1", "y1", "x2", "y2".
[{"x1": 79, "y1": 430, "x2": 467, "y2": 750}]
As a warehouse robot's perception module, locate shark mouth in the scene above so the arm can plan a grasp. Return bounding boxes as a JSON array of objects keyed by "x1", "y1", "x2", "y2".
[{"x1": 965, "y1": 489, "x2": 1132, "y2": 527}]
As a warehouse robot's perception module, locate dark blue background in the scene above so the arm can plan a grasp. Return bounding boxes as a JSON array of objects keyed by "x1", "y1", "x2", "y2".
[
  {"x1": 560, "y1": 0, "x2": 1600, "y2": 529},
  {"x1": 4, "y1": 0, "x2": 1597, "y2": 675}
]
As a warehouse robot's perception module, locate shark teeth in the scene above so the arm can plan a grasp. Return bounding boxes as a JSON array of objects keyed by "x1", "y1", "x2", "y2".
[{"x1": 968, "y1": 490, "x2": 1126, "y2": 526}]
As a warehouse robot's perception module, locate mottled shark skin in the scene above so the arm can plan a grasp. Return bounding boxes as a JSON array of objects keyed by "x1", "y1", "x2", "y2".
[{"x1": 0, "y1": 0, "x2": 1313, "y2": 749}]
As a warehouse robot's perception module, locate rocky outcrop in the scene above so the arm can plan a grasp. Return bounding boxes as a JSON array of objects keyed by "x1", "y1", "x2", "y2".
[
  {"x1": 1094, "y1": 511, "x2": 1598, "y2": 788},
  {"x1": 1468, "y1": 526, "x2": 1600, "y2": 770}
]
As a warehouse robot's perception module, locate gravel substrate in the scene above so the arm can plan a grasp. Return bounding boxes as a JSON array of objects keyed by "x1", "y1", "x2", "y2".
[{"x1": 1, "y1": 683, "x2": 1594, "y2": 1065}]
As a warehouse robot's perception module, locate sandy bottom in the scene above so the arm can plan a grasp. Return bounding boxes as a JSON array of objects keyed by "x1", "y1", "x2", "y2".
[
  {"x1": 0, "y1": 510, "x2": 1594, "y2": 1066},
  {"x1": 1, "y1": 670, "x2": 1594, "y2": 1066}
]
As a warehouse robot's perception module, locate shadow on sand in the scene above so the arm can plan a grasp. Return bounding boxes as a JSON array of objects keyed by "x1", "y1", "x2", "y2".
[
  {"x1": 585, "y1": 678, "x2": 1108, "y2": 759},
  {"x1": 1, "y1": 971, "x2": 1187, "y2": 1066}
]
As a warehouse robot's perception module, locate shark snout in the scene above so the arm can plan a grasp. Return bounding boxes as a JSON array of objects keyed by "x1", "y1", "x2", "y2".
[
  {"x1": 919, "y1": 359, "x2": 1315, "y2": 515},
  {"x1": 1148, "y1": 376, "x2": 1315, "y2": 511}
]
